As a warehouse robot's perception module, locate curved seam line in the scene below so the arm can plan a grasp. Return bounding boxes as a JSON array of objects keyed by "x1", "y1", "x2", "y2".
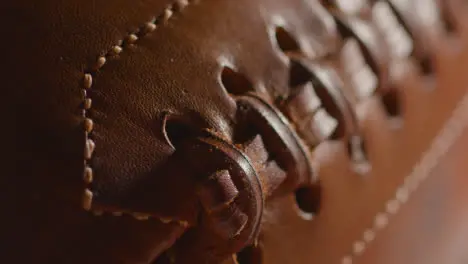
[
  {"x1": 80, "y1": 0, "x2": 195, "y2": 225},
  {"x1": 340, "y1": 91, "x2": 468, "y2": 264}
]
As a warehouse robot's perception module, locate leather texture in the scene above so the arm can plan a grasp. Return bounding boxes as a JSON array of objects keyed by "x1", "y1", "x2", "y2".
[{"x1": 1, "y1": 0, "x2": 468, "y2": 263}]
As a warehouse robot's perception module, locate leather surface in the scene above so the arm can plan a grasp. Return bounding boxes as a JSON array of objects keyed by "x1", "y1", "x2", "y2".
[
  {"x1": 253, "y1": 1, "x2": 468, "y2": 263},
  {"x1": 1, "y1": 0, "x2": 467, "y2": 263},
  {"x1": 256, "y1": 38, "x2": 468, "y2": 264}
]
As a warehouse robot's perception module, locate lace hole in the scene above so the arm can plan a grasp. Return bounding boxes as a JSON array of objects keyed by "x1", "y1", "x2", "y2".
[
  {"x1": 162, "y1": 114, "x2": 208, "y2": 149},
  {"x1": 381, "y1": 87, "x2": 402, "y2": 117},
  {"x1": 289, "y1": 60, "x2": 313, "y2": 87},
  {"x1": 275, "y1": 26, "x2": 300, "y2": 53},
  {"x1": 221, "y1": 66, "x2": 254, "y2": 96},
  {"x1": 235, "y1": 244, "x2": 263, "y2": 264},
  {"x1": 418, "y1": 55, "x2": 435, "y2": 76},
  {"x1": 294, "y1": 184, "x2": 322, "y2": 220}
]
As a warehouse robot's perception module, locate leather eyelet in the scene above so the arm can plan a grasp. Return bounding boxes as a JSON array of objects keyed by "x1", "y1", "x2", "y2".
[
  {"x1": 333, "y1": 12, "x2": 391, "y2": 95},
  {"x1": 236, "y1": 93, "x2": 315, "y2": 193},
  {"x1": 288, "y1": 59, "x2": 359, "y2": 139},
  {"x1": 167, "y1": 135, "x2": 265, "y2": 263}
]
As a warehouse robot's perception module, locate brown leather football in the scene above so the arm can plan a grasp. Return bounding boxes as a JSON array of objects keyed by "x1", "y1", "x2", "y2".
[{"x1": 2, "y1": 0, "x2": 468, "y2": 263}]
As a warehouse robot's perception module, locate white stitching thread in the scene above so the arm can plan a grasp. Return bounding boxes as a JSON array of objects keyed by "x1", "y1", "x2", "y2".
[
  {"x1": 81, "y1": 0, "x2": 194, "y2": 222},
  {"x1": 340, "y1": 92, "x2": 468, "y2": 264}
]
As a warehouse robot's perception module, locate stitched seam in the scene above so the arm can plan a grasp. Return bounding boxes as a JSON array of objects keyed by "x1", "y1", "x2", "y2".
[
  {"x1": 81, "y1": 0, "x2": 195, "y2": 223},
  {"x1": 340, "y1": 92, "x2": 468, "y2": 264}
]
